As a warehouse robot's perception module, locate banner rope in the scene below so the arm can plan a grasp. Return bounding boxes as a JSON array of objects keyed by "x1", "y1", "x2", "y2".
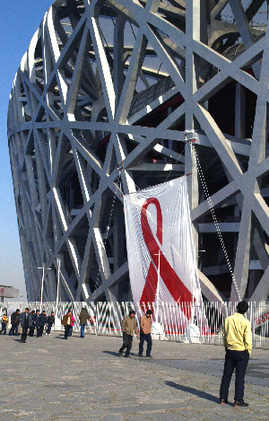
[{"x1": 184, "y1": 130, "x2": 241, "y2": 301}]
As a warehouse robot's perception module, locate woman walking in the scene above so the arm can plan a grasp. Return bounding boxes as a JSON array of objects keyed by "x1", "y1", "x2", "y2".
[{"x1": 62, "y1": 309, "x2": 75, "y2": 339}]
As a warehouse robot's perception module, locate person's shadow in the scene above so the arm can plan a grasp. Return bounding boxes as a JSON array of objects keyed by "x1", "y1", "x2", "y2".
[
  {"x1": 103, "y1": 351, "x2": 138, "y2": 357},
  {"x1": 103, "y1": 351, "x2": 121, "y2": 357},
  {"x1": 165, "y1": 381, "x2": 219, "y2": 404}
]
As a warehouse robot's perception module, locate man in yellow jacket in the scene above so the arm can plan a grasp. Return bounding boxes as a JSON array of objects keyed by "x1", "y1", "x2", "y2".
[{"x1": 219, "y1": 301, "x2": 252, "y2": 407}]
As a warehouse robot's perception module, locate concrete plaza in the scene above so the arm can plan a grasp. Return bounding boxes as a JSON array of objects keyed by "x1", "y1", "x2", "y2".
[{"x1": 0, "y1": 332, "x2": 268, "y2": 421}]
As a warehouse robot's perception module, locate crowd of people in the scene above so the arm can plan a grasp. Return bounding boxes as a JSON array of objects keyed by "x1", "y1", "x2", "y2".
[
  {"x1": 0, "y1": 308, "x2": 56, "y2": 342},
  {"x1": 0, "y1": 306, "x2": 93, "y2": 343}
]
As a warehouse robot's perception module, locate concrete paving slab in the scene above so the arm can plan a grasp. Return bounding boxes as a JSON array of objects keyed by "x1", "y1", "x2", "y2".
[{"x1": 0, "y1": 333, "x2": 268, "y2": 420}]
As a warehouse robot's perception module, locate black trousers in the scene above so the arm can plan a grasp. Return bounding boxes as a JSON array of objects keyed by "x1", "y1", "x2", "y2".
[
  {"x1": 29, "y1": 326, "x2": 35, "y2": 336},
  {"x1": 139, "y1": 332, "x2": 152, "y2": 356},
  {"x1": 21, "y1": 327, "x2": 28, "y2": 343},
  {"x1": 64, "y1": 325, "x2": 72, "y2": 339},
  {"x1": 220, "y1": 349, "x2": 249, "y2": 402},
  {"x1": 9, "y1": 324, "x2": 18, "y2": 336},
  {"x1": 37, "y1": 326, "x2": 44, "y2": 337},
  {"x1": 119, "y1": 333, "x2": 133, "y2": 356},
  {"x1": 46, "y1": 324, "x2": 53, "y2": 334},
  {"x1": 0, "y1": 323, "x2": 7, "y2": 334}
]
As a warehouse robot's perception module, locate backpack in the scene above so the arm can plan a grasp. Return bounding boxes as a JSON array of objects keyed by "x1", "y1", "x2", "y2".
[{"x1": 2, "y1": 315, "x2": 8, "y2": 323}]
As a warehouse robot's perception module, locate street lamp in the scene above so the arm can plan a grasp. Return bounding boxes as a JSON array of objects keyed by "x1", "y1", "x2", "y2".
[
  {"x1": 36, "y1": 265, "x2": 53, "y2": 307},
  {"x1": 154, "y1": 250, "x2": 161, "y2": 323}
]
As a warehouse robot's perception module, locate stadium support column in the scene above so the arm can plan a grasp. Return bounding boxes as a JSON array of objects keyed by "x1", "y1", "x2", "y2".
[
  {"x1": 185, "y1": 1, "x2": 208, "y2": 263},
  {"x1": 235, "y1": 84, "x2": 246, "y2": 140},
  {"x1": 113, "y1": 15, "x2": 125, "y2": 107}
]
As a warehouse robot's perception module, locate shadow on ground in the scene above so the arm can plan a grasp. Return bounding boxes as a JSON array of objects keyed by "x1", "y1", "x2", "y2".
[
  {"x1": 103, "y1": 351, "x2": 139, "y2": 358},
  {"x1": 103, "y1": 350, "x2": 121, "y2": 357},
  {"x1": 165, "y1": 380, "x2": 220, "y2": 404}
]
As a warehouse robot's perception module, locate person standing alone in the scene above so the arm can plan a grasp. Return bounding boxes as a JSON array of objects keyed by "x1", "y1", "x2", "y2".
[
  {"x1": 119, "y1": 310, "x2": 138, "y2": 358},
  {"x1": 139, "y1": 309, "x2": 153, "y2": 358},
  {"x1": 219, "y1": 301, "x2": 252, "y2": 407}
]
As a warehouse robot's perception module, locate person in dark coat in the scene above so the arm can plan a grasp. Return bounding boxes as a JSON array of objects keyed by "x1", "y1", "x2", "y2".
[
  {"x1": 79, "y1": 307, "x2": 90, "y2": 338},
  {"x1": 9, "y1": 309, "x2": 20, "y2": 336},
  {"x1": 37, "y1": 310, "x2": 47, "y2": 337},
  {"x1": 34, "y1": 310, "x2": 40, "y2": 335},
  {"x1": 46, "y1": 312, "x2": 55, "y2": 335},
  {"x1": 29, "y1": 310, "x2": 36, "y2": 336},
  {"x1": 20, "y1": 308, "x2": 33, "y2": 343}
]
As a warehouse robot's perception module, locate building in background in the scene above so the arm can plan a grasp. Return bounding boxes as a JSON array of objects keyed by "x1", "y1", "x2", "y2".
[
  {"x1": 7, "y1": 0, "x2": 269, "y2": 303},
  {"x1": 0, "y1": 285, "x2": 19, "y2": 303}
]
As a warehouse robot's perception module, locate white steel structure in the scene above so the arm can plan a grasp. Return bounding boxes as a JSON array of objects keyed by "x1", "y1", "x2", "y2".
[{"x1": 7, "y1": 0, "x2": 269, "y2": 303}]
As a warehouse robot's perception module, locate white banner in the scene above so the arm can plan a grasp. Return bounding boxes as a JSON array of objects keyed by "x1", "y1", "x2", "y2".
[{"x1": 124, "y1": 177, "x2": 203, "y2": 323}]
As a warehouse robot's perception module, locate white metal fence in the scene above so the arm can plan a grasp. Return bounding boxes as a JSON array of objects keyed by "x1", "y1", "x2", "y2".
[{"x1": 1, "y1": 301, "x2": 269, "y2": 348}]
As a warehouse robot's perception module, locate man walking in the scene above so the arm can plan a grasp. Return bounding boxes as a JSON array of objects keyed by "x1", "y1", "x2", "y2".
[
  {"x1": 37, "y1": 310, "x2": 47, "y2": 337},
  {"x1": 9, "y1": 309, "x2": 20, "y2": 336},
  {"x1": 219, "y1": 301, "x2": 252, "y2": 407},
  {"x1": 119, "y1": 310, "x2": 138, "y2": 358},
  {"x1": 46, "y1": 311, "x2": 55, "y2": 335},
  {"x1": 34, "y1": 310, "x2": 40, "y2": 335},
  {"x1": 79, "y1": 307, "x2": 90, "y2": 338},
  {"x1": 139, "y1": 309, "x2": 153, "y2": 358},
  {"x1": 29, "y1": 310, "x2": 36, "y2": 336},
  {"x1": 20, "y1": 307, "x2": 33, "y2": 343}
]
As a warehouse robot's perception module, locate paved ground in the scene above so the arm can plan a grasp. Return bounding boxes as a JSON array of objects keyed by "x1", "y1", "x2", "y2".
[{"x1": 0, "y1": 332, "x2": 268, "y2": 421}]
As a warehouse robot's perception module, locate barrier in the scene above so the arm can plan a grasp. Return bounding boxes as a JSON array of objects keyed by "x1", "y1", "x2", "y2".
[{"x1": 1, "y1": 301, "x2": 269, "y2": 348}]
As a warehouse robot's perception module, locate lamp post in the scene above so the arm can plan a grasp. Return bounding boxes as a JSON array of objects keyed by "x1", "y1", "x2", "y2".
[
  {"x1": 36, "y1": 265, "x2": 53, "y2": 308},
  {"x1": 55, "y1": 258, "x2": 61, "y2": 310},
  {"x1": 54, "y1": 258, "x2": 62, "y2": 331},
  {"x1": 151, "y1": 250, "x2": 165, "y2": 340},
  {"x1": 154, "y1": 250, "x2": 161, "y2": 323}
]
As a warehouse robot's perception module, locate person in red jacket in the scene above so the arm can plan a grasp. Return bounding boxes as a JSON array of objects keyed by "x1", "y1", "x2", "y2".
[{"x1": 62, "y1": 309, "x2": 75, "y2": 339}]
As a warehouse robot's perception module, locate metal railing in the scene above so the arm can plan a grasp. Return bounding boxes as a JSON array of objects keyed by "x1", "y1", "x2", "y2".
[{"x1": 1, "y1": 301, "x2": 269, "y2": 348}]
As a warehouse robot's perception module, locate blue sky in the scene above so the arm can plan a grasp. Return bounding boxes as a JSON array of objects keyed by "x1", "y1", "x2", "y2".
[{"x1": 0, "y1": 2, "x2": 53, "y2": 297}]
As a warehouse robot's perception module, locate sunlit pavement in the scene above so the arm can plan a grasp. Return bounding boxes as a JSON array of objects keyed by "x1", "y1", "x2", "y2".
[{"x1": 0, "y1": 333, "x2": 268, "y2": 420}]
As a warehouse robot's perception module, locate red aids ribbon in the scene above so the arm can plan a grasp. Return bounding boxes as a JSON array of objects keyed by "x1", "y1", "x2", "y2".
[{"x1": 140, "y1": 197, "x2": 194, "y2": 319}]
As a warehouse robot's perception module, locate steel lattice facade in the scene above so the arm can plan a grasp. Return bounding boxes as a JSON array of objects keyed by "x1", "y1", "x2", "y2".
[{"x1": 7, "y1": 0, "x2": 269, "y2": 303}]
